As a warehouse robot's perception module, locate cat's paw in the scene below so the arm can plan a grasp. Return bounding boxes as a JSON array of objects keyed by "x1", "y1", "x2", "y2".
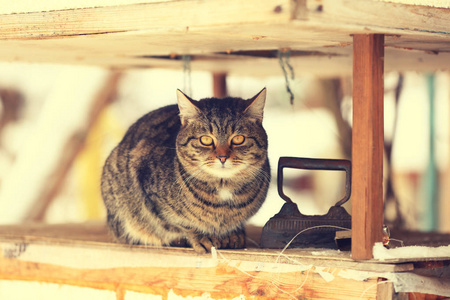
[
  {"x1": 187, "y1": 230, "x2": 245, "y2": 254},
  {"x1": 169, "y1": 237, "x2": 189, "y2": 247},
  {"x1": 220, "y1": 231, "x2": 245, "y2": 249},
  {"x1": 190, "y1": 235, "x2": 221, "y2": 254}
]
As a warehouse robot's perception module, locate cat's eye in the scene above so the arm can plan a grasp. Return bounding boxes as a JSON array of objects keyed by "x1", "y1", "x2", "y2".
[
  {"x1": 199, "y1": 135, "x2": 214, "y2": 146},
  {"x1": 231, "y1": 135, "x2": 245, "y2": 145}
]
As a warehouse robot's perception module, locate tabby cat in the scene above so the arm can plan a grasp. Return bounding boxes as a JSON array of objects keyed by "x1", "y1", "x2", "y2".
[{"x1": 101, "y1": 88, "x2": 270, "y2": 254}]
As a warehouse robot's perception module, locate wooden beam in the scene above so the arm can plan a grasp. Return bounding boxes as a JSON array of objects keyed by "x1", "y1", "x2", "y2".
[
  {"x1": 0, "y1": 255, "x2": 379, "y2": 299},
  {"x1": 351, "y1": 34, "x2": 384, "y2": 260},
  {"x1": 212, "y1": 73, "x2": 227, "y2": 98},
  {"x1": 0, "y1": 1, "x2": 449, "y2": 76}
]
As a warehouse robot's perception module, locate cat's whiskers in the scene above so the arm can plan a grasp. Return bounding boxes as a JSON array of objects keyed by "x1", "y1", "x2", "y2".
[
  {"x1": 161, "y1": 146, "x2": 177, "y2": 150},
  {"x1": 238, "y1": 163, "x2": 271, "y2": 184}
]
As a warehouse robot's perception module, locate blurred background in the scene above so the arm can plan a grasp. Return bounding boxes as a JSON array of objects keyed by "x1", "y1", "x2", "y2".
[{"x1": 0, "y1": 62, "x2": 448, "y2": 232}]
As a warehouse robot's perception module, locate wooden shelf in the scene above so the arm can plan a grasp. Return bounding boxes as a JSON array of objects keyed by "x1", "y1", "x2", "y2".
[
  {"x1": 1, "y1": 223, "x2": 450, "y2": 299},
  {"x1": 0, "y1": 0, "x2": 449, "y2": 76},
  {"x1": 0, "y1": 222, "x2": 412, "y2": 271},
  {"x1": 1, "y1": 1, "x2": 450, "y2": 298},
  {"x1": 2, "y1": 222, "x2": 448, "y2": 260}
]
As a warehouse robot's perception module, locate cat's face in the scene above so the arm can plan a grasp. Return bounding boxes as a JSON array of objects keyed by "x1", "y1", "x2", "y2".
[{"x1": 176, "y1": 89, "x2": 268, "y2": 180}]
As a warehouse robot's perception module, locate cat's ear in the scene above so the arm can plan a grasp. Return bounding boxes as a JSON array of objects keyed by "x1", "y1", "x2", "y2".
[
  {"x1": 244, "y1": 88, "x2": 266, "y2": 124},
  {"x1": 177, "y1": 89, "x2": 201, "y2": 125}
]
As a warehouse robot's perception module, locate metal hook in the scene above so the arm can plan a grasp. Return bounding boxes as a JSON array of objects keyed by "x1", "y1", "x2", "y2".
[
  {"x1": 278, "y1": 49, "x2": 295, "y2": 105},
  {"x1": 182, "y1": 55, "x2": 192, "y2": 97}
]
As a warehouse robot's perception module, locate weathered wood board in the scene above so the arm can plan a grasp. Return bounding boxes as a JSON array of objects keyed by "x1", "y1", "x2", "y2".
[
  {"x1": 0, "y1": 0, "x2": 449, "y2": 76},
  {"x1": 351, "y1": 34, "x2": 385, "y2": 260},
  {"x1": 0, "y1": 223, "x2": 385, "y2": 299},
  {"x1": 0, "y1": 222, "x2": 422, "y2": 270},
  {"x1": 2, "y1": 223, "x2": 450, "y2": 298}
]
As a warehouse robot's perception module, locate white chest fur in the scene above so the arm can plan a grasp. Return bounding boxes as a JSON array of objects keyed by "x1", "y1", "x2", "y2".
[{"x1": 218, "y1": 188, "x2": 234, "y2": 201}]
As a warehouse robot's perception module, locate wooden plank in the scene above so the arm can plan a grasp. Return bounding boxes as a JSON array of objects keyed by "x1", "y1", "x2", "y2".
[
  {"x1": 0, "y1": 0, "x2": 292, "y2": 39},
  {"x1": 0, "y1": 0, "x2": 169, "y2": 14},
  {"x1": 1, "y1": 0, "x2": 448, "y2": 16},
  {"x1": 4, "y1": 222, "x2": 449, "y2": 265},
  {"x1": 351, "y1": 34, "x2": 385, "y2": 260},
  {"x1": 1, "y1": 0, "x2": 448, "y2": 41},
  {"x1": 377, "y1": 278, "x2": 395, "y2": 300},
  {"x1": 0, "y1": 254, "x2": 379, "y2": 299},
  {"x1": 1, "y1": 225, "x2": 384, "y2": 299},
  {"x1": 1, "y1": 39, "x2": 449, "y2": 77},
  {"x1": 0, "y1": 222, "x2": 113, "y2": 243},
  {"x1": 379, "y1": 0, "x2": 450, "y2": 8},
  {"x1": 0, "y1": 230, "x2": 441, "y2": 297},
  {"x1": 306, "y1": 0, "x2": 450, "y2": 40},
  {"x1": 0, "y1": 234, "x2": 382, "y2": 300},
  {"x1": 0, "y1": 223, "x2": 415, "y2": 272},
  {"x1": 0, "y1": 1, "x2": 448, "y2": 75}
]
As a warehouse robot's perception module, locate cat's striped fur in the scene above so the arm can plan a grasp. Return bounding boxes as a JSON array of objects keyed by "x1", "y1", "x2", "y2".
[{"x1": 101, "y1": 89, "x2": 270, "y2": 253}]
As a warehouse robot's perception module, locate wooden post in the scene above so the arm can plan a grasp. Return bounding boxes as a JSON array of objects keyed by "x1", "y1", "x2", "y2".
[
  {"x1": 212, "y1": 73, "x2": 227, "y2": 98},
  {"x1": 351, "y1": 34, "x2": 384, "y2": 260}
]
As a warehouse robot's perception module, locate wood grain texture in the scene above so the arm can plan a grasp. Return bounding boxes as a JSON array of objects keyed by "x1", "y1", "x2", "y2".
[
  {"x1": 212, "y1": 73, "x2": 228, "y2": 98},
  {"x1": 2, "y1": 223, "x2": 448, "y2": 298},
  {"x1": 0, "y1": 256, "x2": 379, "y2": 299},
  {"x1": 0, "y1": 231, "x2": 383, "y2": 300},
  {"x1": 351, "y1": 34, "x2": 385, "y2": 260},
  {"x1": 1, "y1": 0, "x2": 448, "y2": 15},
  {"x1": 0, "y1": 0, "x2": 448, "y2": 75},
  {"x1": 0, "y1": 0, "x2": 291, "y2": 39},
  {"x1": 0, "y1": 223, "x2": 417, "y2": 271}
]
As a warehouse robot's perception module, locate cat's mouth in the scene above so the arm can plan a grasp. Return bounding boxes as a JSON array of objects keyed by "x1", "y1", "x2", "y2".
[{"x1": 202, "y1": 161, "x2": 245, "y2": 178}]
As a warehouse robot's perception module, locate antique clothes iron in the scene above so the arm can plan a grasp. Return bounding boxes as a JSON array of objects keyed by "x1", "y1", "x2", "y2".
[{"x1": 261, "y1": 157, "x2": 352, "y2": 249}]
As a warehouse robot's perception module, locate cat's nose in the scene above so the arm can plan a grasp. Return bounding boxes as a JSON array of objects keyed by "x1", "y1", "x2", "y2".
[{"x1": 217, "y1": 155, "x2": 228, "y2": 164}]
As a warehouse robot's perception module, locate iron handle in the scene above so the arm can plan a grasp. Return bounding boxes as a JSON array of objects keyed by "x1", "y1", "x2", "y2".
[{"x1": 277, "y1": 157, "x2": 352, "y2": 207}]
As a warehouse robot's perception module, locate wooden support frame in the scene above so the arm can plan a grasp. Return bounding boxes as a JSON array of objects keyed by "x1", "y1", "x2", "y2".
[
  {"x1": 351, "y1": 34, "x2": 385, "y2": 260},
  {"x1": 212, "y1": 73, "x2": 228, "y2": 98}
]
